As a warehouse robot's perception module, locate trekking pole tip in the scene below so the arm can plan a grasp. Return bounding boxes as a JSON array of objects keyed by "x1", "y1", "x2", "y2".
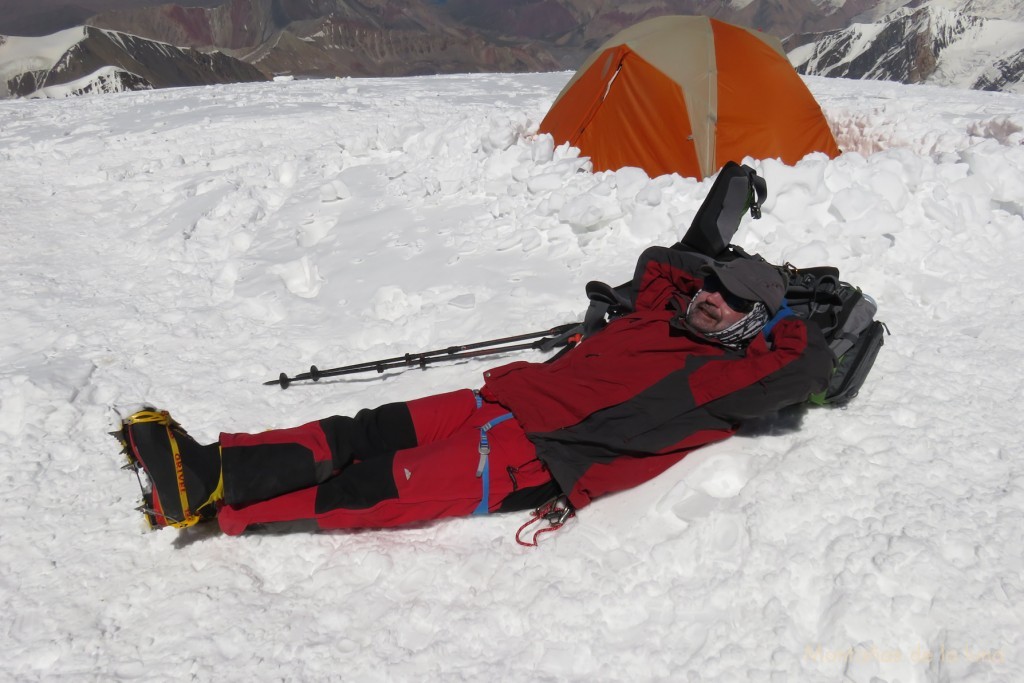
[{"x1": 263, "y1": 372, "x2": 291, "y2": 389}]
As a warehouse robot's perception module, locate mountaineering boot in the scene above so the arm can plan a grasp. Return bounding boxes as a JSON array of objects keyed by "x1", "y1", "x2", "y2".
[{"x1": 114, "y1": 408, "x2": 223, "y2": 529}]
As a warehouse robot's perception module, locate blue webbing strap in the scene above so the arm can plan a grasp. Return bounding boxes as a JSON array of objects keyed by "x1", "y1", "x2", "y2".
[
  {"x1": 472, "y1": 392, "x2": 513, "y2": 515},
  {"x1": 762, "y1": 299, "x2": 796, "y2": 339}
]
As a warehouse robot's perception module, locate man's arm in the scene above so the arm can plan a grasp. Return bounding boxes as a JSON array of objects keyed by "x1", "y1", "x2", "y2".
[
  {"x1": 629, "y1": 246, "x2": 712, "y2": 311},
  {"x1": 702, "y1": 318, "x2": 835, "y2": 421}
]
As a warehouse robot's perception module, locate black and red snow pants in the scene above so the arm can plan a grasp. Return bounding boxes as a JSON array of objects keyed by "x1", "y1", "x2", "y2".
[{"x1": 215, "y1": 389, "x2": 559, "y2": 535}]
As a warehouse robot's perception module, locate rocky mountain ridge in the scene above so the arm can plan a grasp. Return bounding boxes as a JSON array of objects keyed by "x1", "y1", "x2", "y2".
[
  {"x1": 2, "y1": 0, "x2": 1023, "y2": 97},
  {"x1": 786, "y1": 4, "x2": 1024, "y2": 92},
  {"x1": 0, "y1": 26, "x2": 267, "y2": 98},
  {"x1": 86, "y1": 0, "x2": 564, "y2": 78}
]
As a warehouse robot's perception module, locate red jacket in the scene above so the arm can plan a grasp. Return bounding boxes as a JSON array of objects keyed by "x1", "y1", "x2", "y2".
[{"x1": 480, "y1": 246, "x2": 833, "y2": 509}]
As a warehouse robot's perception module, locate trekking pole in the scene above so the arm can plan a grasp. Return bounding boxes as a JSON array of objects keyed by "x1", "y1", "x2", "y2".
[{"x1": 265, "y1": 322, "x2": 582, "y2": 389}]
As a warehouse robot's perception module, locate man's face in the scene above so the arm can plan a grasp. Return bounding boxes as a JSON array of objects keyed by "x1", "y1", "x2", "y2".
[{"x1": 686, "y1": 289, "x2": 750, "y2": 333}]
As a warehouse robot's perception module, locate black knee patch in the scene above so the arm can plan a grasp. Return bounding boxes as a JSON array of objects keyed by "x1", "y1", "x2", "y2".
[
  {"x1": 320, "y1": 402, "x2": 417, "y2": 467},
  {"x1": 222, "y1": 442, "x2": 319, "y2": 507},
  {"x1": 314, "y1": 456, "x2": 399, "y2": 513}
]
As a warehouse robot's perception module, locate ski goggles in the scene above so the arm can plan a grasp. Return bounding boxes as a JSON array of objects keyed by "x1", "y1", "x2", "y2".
[{"x1": 700, "y1": 275, "x2": 757, "y2": 313}]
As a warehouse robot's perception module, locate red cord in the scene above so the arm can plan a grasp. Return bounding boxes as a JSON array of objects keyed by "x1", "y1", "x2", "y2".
[{"x1": 515, "y1": 498, "x2": 575, "y2": 547}]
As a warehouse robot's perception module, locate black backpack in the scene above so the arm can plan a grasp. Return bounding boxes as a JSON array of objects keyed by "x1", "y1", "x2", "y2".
[{"x1": 779, "y1": 265, "x2": 887, "y2": 404}]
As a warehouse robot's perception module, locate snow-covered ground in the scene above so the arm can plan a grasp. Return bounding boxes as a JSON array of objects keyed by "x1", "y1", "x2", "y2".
[{"x1": 1, "y1": 72, "x2": 1022, "y2": 681}]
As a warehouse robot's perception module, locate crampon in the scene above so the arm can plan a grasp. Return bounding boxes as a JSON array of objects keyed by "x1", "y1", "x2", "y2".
[{"x1": 112, "y1": 408, "x2": 222, "y2": 529}]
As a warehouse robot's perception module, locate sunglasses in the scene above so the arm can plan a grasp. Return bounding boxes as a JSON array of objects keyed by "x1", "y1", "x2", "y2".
[{"x1": 701, "y1": 275, "x2": 756, "y2": 313}]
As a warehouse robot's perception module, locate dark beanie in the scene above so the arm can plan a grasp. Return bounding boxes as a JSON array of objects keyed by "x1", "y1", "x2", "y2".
[{"x1": 699, "y1": 259, "x2": 787, "y2": 315}]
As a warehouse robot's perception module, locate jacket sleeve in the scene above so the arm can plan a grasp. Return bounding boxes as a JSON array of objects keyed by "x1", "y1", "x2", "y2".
[
  {"x1": 630, "y1": 246, "x2": 712, "y2": 312},
  {"x1": 702, "y1": 318, "x2": 835, "y2": 421}
]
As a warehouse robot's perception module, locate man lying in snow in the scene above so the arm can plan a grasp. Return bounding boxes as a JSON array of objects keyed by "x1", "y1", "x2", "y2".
[{"x1": 117, "y1": 246, "x2": 834, "y2": 536}]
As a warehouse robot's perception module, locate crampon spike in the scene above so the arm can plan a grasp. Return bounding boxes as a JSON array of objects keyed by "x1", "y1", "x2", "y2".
[{"x1": 135, "y1": 501, "x2": 159, "y2": 530}]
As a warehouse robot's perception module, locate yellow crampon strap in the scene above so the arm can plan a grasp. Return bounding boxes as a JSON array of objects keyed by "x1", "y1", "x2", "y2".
[
  {"x1": 126, "y1": 410, "x2": 175, "y2": 426},
  {"x1": 126, "y1": 409, "x2": 201, "y2": 529},
  {"x1": 166, "y1": 423, "x2": 196, "y2": 528}
]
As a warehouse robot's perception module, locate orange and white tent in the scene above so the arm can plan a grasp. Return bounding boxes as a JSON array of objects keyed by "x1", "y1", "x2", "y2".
[{"x1": 539, "y1": 16, "x2": 841, "y2": 180}]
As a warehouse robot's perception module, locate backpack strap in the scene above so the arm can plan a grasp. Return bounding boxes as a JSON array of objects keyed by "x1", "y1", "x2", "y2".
[
  {"x1": 575, "y1": 279, "x2": 633, "y2": 339},
  {"x1": 679, "y1": 161, "x2": 767, "y2": 258}
]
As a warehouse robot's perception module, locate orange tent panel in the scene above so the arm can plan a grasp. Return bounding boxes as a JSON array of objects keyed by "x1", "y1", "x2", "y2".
[
  {"x1": 538, "y1": 15, "x2": 840, "y2": 180},
  {"x1": 539, "y1": 45, "x2": 630, "y2": 147},
  {"x1": 571, "y1": 49, "x2": 700, "y2": 178},
  {"x1": 711, "y1": 19, "x2": 841, "y2": 167}
]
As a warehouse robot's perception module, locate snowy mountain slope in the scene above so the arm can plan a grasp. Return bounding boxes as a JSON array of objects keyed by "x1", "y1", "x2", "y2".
[
  {"x1": 788, "y1": 4, "x2": 1024, "y2": 92},
  {"x1": 0, "y1": 25, "x2": 266, "y2": 99},
  {"x1": 1, "y1": 73, "x2": 1023, "y2": 680},
  {"x1": 957, "y1": 0, "x2": 1024, "y2": 18},
  {"x1": 853, "y1": 0, "x2": 1024, "y2": 21},
  {"x1": 974, "y1": 46, "x2": 1024, "y2": 90},
  {"x1": 0, "y1": 26, "x2": 87, "y2": 96}
]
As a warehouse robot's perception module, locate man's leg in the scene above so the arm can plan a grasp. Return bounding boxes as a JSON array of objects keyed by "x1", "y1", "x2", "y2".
[
  {"x1": 220, "y1": 389, "x2": 481, "y2": 508},
  {"x1": 216, "y1": 400, "x2": 558, "y2": 535}
]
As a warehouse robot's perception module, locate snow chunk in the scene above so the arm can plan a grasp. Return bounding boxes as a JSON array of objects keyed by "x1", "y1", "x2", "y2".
[
  {"x1": 319, "y1": 179, "x2": 351, "y2": 203},
  {"x1": 269, "y1": 256, "x2": 324, "y2": 298},
  {"x1": 367, "y1": 286, "x2": 421, "y2": 322}
]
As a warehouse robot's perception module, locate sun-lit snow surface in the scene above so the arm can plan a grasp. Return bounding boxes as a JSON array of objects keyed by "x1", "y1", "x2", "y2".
[{"x1": 1, "y1": 73, "x2": 1023, "y2": 681}]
